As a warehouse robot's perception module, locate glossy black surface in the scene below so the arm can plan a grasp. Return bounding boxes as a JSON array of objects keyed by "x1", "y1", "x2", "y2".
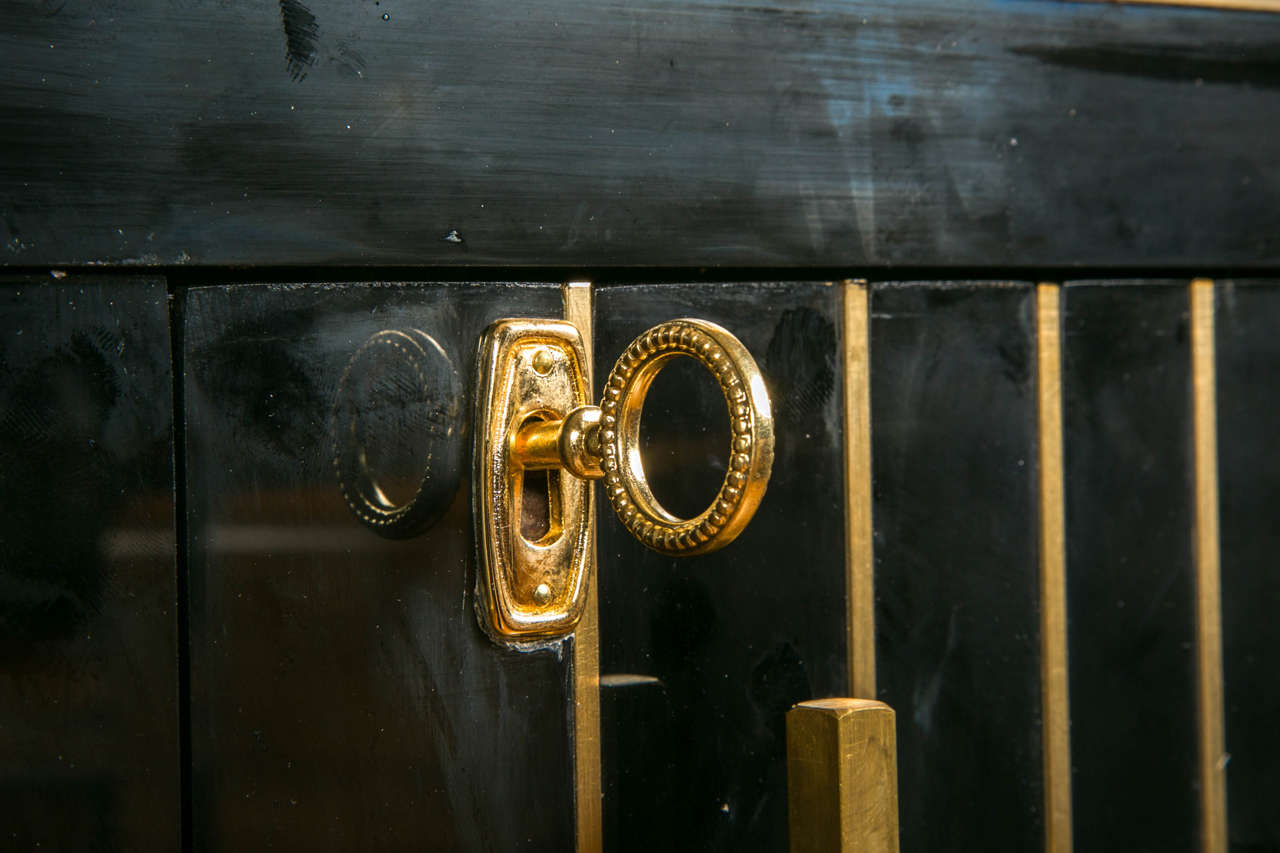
[
  {"x1": 1060, "y1": 282, "x2": 1198, "y2": 851},
  {"x1": 1215, "y1": 280, "x2": 1280, "y2": 853},
  {"x1": 0, "y1": 277, "x2": 179, "y2": 850},
  {"x1": 7, "y1": 271, "x2": 1280, "y2": 850},
  {"x1": 332, "y1": 327, "x2": 463, "y2": 538},
  {"x1": 870, "y1": 282, "x2": 1043, "y2": 852},
  {"x1": 595, "y1": 282, "x2": 846, "y2": 852},
  {"x1": 4, "y1": 2, "x2": 1280, "y2": 267},
  {"x1": 183, "y1": 282, "x2": 575, "y2": 851}
]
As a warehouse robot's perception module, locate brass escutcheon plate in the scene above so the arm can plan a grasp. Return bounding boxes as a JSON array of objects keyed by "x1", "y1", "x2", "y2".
[{"x1": 473, "y1": 319, "x2": 593, "y2": 643}]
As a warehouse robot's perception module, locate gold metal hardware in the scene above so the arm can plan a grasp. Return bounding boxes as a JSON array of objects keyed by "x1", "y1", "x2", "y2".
[
  {"x1": 511, "y1": 405, "x2": 605, "y2": 481},
  {"x1": 474, "y1": 320, "x2": 594, "y2": 642},
  {"x1": 787, "y1": 698, "x2": 899, "y2": 853},
  {"x1": 599, "y1": 319, "x2": 774, "y2": 556},
  {"x1": 475, "y1": 315, "x2": 773, "y2": 642}
]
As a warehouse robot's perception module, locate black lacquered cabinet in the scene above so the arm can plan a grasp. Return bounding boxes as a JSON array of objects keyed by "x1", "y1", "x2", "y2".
[
  {"x1": 5, "y1": 0, "x2": 1280, "y2": 850},
  {"x1": 0, "y1": 278, "x2": 179, "y2": 850},
  {"x1": 5, "y1": 275, "x2": 1279, "y2": 852},
  {"x1": 182, "y1": 283, "x2": 577, "y2": 850}
]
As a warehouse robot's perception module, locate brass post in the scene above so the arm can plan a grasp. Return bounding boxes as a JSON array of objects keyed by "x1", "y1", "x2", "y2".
[{"x1": 787, "y1": 698, "x2": 899, "y2": 853}]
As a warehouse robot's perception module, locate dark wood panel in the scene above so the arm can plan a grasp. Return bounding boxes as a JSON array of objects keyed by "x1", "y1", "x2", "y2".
[
  {"x1": 2, "y1": 1, "x2": 1279, "y2": 267},
  {"x1": 1060, "y1": 281, "x2": 1198, "y2": 852},
  {"x1": 0, "y1": 276, "x2": 179, "y2": 850},
  {"x1": 1215, "y1": 279, "x2": 1280, "y2": 853},
  {"x1": 870, "y1": 281, "x2": 1043, "y2": 852},
  {"x1": 595, "y1": 282, "x2": 846, "y2": 852},
  {"x1": 183, "y1": 281, "x2": 575, "y2": 851}
]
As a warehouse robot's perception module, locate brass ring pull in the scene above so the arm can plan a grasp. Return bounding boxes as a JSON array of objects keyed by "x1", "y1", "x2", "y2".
[
  {"x1": 599, "y1": 319, "x2": 774, "y2": 556},
  {"x1": 341, "y1": 313, "x2": 774, "y2": 643},
  {"x1": 472, "y1": 315, "x2": 773, "y2": 642}
]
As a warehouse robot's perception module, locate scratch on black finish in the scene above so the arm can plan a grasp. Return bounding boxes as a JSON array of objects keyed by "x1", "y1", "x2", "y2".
[
  {"x1": 1214, "y1": 280, "x2": 1280, "y2": 852},
  {"x1": 596, "y1": 282, "x2": 846, "y2": 853},
  {"x1": 278, "y1": 0, "x2": 320, "y2": 81},
  {"x1": 1060, "y1": 282, "x2": 1198, "y2": 852},
  {"x1": 870, "y1": 282, "x2": 1043, "y2": 853},
  {"x1": 0, "y1": 276, "x2": 179, "y2": 851}
]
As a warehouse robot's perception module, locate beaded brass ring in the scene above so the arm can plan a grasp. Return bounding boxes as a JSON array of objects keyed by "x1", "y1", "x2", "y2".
[{"x1": 599, "y1": 319, "x2": 774, "y2": 556}]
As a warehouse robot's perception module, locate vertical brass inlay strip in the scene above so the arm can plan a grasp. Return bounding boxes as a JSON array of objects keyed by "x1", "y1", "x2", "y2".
[
  {"x1": 565, "y1": 281, "x2": 602, "y2": 853},
  {"x1": 1036, "y1": 282, "x2": 1073, "y2": 853},
  {"x1": 1191, "y1": 278, "x2": 1228, "y2": 853},
  {"x1": 843, "y1": 280, "x2": 876, "y2": 698}
]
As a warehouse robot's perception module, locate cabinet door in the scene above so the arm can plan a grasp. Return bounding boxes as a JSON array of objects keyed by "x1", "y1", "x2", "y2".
[
  {"x1": 594, "y1": 282, "x2": 848, "y2": 851},
  {"x1": 588, "y1": 278, "x2": 1274, "y2": 853},
  {"x1": 870, "y1": 281, "x2": 1045, "y2": 853},
  {"x1": 172, "y1": 276, "x2": 1280, "y2": 853},
  {"x1": 1217, "y1": 280, "x2": 1280, "y2": 852},
  {"x1": 0, "y1": 276, "x2": 180, "y2": 851},
  {"x1": 183, "y1": 282, "x2": 576, "y2": 851}
]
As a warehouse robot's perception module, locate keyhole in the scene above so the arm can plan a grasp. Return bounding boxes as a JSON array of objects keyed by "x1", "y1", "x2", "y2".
[
  {"x1": 516, "y1": 413, "x2": 564, "y2": 545},
  {"x1": 520, "y1": 467, "x2": 563, "y2": 544}
]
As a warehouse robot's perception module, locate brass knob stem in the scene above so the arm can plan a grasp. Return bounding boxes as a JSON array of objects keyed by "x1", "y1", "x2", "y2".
[{"x1": 510, "y1": 405, "x2": 605, "y2": 480}]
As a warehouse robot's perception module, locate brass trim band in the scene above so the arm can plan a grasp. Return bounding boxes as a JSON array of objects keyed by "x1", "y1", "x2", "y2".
[
  {"x1": 1036, "y1": 283, "x2": 1074, "y2": 853},
  {"x1": 1080, "y1": 0, "x2": 1280, "y2": 11}
]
